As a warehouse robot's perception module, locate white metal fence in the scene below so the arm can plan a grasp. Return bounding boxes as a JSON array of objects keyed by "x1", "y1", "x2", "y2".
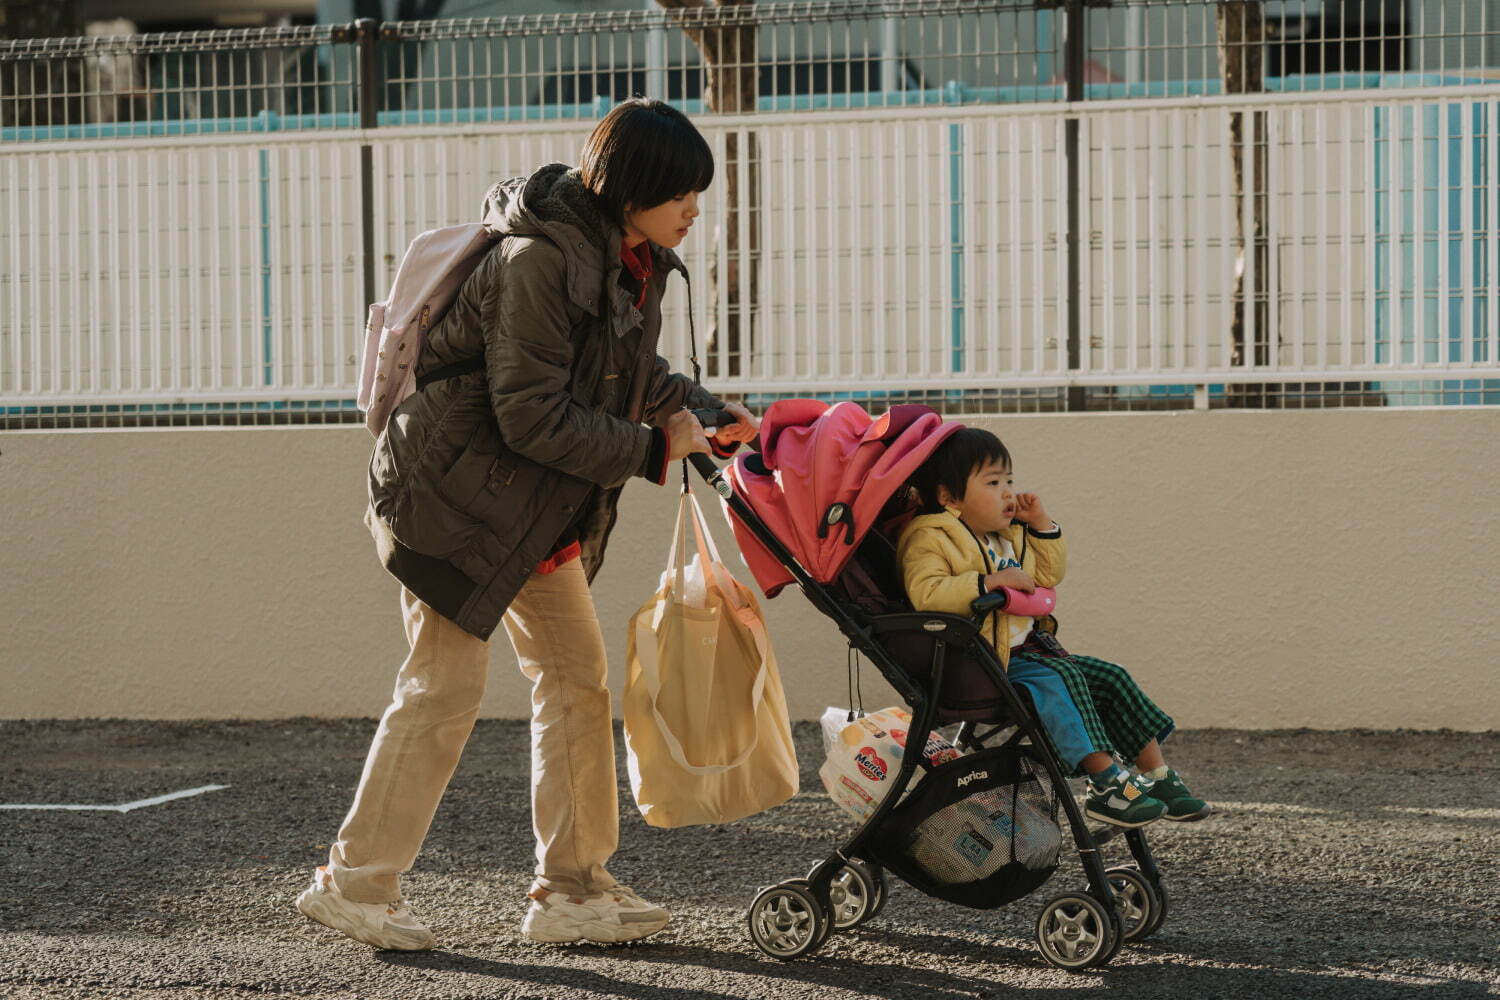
[{"x1": 2, "y1": 86, "x2": 1499, "y2": 423}]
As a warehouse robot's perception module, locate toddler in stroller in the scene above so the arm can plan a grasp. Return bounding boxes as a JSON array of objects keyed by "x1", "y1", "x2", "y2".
[
  {"x1": 689, "y1": 399, "x2": 1201, "y2": 971},
  {"x1": 900, "y1": 427, "x2": 1212, "y2": 829}
]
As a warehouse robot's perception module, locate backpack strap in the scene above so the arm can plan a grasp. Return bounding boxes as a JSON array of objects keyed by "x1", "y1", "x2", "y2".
[{"x1": 415, "y1": 356, "x2": 485, "y2": 391}]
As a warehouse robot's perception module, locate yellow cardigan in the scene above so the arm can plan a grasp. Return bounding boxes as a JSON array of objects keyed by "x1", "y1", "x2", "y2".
[{"x1": 896, "y1": 511, "x2": 1068, "y2": 667}]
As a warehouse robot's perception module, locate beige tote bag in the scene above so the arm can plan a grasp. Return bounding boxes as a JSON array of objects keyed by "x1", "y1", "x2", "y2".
[{"x1": 624, "y1": 489, "x2": 799, "y2": 828}]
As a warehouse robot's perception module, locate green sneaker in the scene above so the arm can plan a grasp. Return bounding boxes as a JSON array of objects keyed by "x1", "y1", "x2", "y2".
[
  {"x1": 1084, "y1": 770, "x2": 1167, "y2": 828},
  {"x1": 1145, "y1": 768, "x2": 1212, "y2": 822}
]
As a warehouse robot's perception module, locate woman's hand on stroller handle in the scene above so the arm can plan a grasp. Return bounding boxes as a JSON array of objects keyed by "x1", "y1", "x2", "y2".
[
  {"x1": 666, "y1": 409, "x2": 712, "y2": 460},
  {"x1": 689, "y1": 403, "x2": 761, "y2": 451},
  {"x1": 682, "y1": 404, "x2": 761, "y2": 484}
]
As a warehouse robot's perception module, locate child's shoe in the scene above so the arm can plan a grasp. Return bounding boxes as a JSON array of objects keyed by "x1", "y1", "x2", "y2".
[
  {"x1": 522, "y1": 885, "x2": 670, "y2": 944},
  {"x1": 1142, "y1": 767, "x2": 1212, "y2": 822},
  {"x1": 1084, "y1": 769, "x2": 1167, "y2": 828},
  {"x1": 295, "y1": 866, "x2": 435, "y2": 950}
]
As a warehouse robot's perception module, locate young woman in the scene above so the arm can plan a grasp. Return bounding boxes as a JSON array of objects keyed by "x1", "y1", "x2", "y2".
[{"x1": 297, "y1": 99, "x2": 757, "y2": 950}]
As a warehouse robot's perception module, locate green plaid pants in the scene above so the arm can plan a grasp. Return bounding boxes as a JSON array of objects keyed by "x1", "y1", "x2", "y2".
[{"x1": 1010, "y1": 634, "x2": 1175, "y2": 761}]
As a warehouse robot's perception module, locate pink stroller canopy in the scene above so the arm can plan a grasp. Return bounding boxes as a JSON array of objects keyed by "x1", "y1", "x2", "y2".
[{"x1": 725, "y1": 400, "x2": 962, "y2": 598}]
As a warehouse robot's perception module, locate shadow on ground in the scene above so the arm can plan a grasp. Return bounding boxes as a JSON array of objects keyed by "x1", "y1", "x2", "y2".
[{"x1": 1, "y1": 720, "x2": 1496, "y2": 999}]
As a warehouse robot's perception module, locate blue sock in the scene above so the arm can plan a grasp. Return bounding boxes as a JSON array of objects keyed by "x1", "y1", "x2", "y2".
[{"x1": 1088, "y1": 762, "x2": 1126, "y2": 790}]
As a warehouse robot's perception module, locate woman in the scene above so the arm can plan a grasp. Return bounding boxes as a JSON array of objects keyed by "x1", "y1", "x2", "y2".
[{"x1": 297, "y1": 99, "x2": 757, "y2": 950}]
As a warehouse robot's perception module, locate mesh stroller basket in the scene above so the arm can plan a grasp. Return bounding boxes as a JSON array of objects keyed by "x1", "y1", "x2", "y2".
[
  {"x1": 868, "y1": 745, "x2": 1062, "y2": 909},
  {"x1": 909, "y1": 774, "x2": 1060, "y2": 882}
]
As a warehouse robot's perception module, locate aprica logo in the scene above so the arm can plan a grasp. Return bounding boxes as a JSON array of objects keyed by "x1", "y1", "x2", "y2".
[
  {"x1": 955, "y1": 769, "x2": 990, "y2": 788},
  {"x1": 854, "y1": 746, "x2": 888, "y2": 782}
]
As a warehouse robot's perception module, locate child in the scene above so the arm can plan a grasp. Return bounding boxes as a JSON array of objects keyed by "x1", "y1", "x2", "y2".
[{"x1": 898, "y1": 428, "x2": 1210, "y2": 828}]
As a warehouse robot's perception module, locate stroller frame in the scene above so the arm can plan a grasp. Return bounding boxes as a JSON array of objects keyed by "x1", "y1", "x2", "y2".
[{"x1": 690, "y1": 452, "x2": 1166, "y2": 971}]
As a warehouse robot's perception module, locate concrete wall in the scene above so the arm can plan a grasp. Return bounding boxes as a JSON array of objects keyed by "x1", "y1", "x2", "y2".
[{"x1": 2, "y1": 408, "x2": 1496, "y2": 728}]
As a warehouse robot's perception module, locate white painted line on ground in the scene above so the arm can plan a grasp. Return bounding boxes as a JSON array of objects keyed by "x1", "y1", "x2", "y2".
[
  {"x1": 1379, "y1": 804, "x2": 1500, "y2": 821},
  {"x1": 1217, "y1": 800, "x2": 1500, "y2": 822},
  {"x1": 0, "y1": 784, "x2": 230, "y2": 813}
]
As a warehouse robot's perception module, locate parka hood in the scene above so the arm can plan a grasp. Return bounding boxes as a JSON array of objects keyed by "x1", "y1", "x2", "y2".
[{"x1": 479, "y1": 163, "x2": 685, "y2": 327}]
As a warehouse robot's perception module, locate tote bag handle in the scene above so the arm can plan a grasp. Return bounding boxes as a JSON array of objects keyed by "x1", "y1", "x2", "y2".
[{"x1": 640, "y1": 492, "x2": 769, "y2": 775}]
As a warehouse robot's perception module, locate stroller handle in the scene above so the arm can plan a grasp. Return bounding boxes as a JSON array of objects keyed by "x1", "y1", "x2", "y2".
[
  {"x1": 688, "y1": 406, "x2": 762, "y2": 458},
  {"x1": 682, "y1": 409, "x2": 740, "y2": 498},
  {"x1": 683, "y1": 406, "x2": 760, "y2": 488},
  {"x1": 689, "y1": 406, "x2": 741, "y2": 432},
  {"x1": 686, "y1": 450, "x2": 723, "y2": 485}
]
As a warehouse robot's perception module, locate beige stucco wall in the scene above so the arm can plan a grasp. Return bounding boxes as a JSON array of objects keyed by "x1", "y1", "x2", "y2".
[{"x1": 1, "y1": 409, "x2": 1496, "y2": 728}]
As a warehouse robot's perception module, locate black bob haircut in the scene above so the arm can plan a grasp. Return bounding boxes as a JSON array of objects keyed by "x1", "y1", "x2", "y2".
[
  {"x1": 912, "y1": 427, "x2": 1012, "y2": 511},
  {"x1": 579, "y1": 99, "x2": 714, "y2": 229}
]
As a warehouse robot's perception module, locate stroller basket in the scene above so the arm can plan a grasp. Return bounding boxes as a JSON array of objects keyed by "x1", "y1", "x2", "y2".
[{"x1": 867, "y1": 747, "x2": 1061, "y2": 910}]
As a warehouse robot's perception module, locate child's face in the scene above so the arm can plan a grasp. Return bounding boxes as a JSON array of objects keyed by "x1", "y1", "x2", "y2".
[{"x1": 946, "y1": 459, "x2": 1017, "y2": 535}]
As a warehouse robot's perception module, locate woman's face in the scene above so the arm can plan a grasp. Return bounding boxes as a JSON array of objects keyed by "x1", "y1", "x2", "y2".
[{"x1": 624, "y1": 190, "x2": 700, "y2": 249}]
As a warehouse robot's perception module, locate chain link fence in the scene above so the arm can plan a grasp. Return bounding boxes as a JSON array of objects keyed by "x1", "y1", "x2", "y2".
[{"x1": 2, "y1": 0, "x2": 1499, "y2": 427}]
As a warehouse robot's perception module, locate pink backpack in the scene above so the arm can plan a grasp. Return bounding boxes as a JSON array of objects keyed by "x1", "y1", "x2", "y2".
[{"x1": 357, "y1": 224, "x2": 498, "y2": 436}]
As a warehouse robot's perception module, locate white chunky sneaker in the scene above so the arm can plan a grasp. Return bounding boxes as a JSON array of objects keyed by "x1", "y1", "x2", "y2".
[
  {"x1": 521, "y1": 885, "x2": 670, "y2": 944},
  {"x1": 295, "y1": 866, "x2": 436, "y2": 951}
]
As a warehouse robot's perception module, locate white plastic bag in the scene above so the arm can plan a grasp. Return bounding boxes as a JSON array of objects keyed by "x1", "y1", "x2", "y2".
[
  {"x1": 657, "y1": 516, "x2": 743, "y2": 610},
  {"x1": 819, "y1": 706, "x2": 851, "y2": 757}
]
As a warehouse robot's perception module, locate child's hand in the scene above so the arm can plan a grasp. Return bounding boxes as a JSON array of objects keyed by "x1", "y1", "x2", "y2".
[
  {"x1": 985, "y1": 568, "x2": 1036, "y2": 594},
  {"x1": 712, "y1": 401, "x2": 760, "y2": 444},
  {"x1": 1014, "y1": 492, "x2": 1053, "y2": 530}
]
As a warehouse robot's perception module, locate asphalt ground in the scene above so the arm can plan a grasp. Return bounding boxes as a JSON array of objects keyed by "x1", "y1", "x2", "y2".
[{"x1": 1, "y1": 720, "x2": 1496, "y2": 1000}]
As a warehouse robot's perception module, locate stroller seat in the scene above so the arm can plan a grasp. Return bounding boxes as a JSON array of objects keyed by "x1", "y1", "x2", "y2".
[{"x1": 834, "y1": 527, "x2": 1022, "y2": 723}]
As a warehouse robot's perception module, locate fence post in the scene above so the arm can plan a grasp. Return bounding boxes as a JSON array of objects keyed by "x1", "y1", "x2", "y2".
[
  {"x1": 1063, "y1": 0, "x2": 1087, "y2": 411},
  {"x1": 356, "y1": 17, "x2": 380, "y2": 309},
  {"x1": 881, "y1": 14, "x2": 902, "y2": 99},
  {"x1": 644, "y1": 0, "x2": 668, "y2": 98}
]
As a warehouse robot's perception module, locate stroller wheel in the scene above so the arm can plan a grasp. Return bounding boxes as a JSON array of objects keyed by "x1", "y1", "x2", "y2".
[
  {"x1": 1105, "y1": 866, "x2": 1160, "y2": 942},
  {"x1": 1143, "y1": 876, "x2": 1169, "y2": 938},
  {"x1": 858, "y1": 860, "x2": 890, "y2": 921},
  {"x1": 747, "y1": 880, "x2": 831, "y2": 960},
  {"x1": 808, "y1": 860, "x2": 878, "y2": 930},
  {"x1": 1035, "y1": 892, "x2": 1119, "y2": 971}
]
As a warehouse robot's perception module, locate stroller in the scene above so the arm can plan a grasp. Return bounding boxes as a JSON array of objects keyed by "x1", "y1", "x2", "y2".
[{"x1": 686, "y1": 399, "x2": 1168, "y2": 971}]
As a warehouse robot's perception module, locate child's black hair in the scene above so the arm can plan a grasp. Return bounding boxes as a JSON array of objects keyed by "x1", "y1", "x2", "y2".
[
  {"x1": 579, "y1": 99, "x2": 714, "y2": 229},
  {"x1": 912, "y1": 427, "x2": 1012, "y2": 511}
]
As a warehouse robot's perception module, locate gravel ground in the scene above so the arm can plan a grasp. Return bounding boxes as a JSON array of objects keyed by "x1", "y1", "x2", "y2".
[{"x1": 1, "y1": 720, "x2": 1496, "y2": 1000}]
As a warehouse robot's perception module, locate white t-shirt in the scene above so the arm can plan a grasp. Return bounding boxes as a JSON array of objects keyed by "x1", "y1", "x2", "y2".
[{"x1": 983, "y1": 532, "x2": 1032, "y2": 649}]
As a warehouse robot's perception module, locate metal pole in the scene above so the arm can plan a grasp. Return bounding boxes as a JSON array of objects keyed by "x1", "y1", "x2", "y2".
[
  {"x1": 1125, "y1": 3, "x2": 1143, "y2": 90},
  {"x1": 645, "y1": 0, "x2": 668, "y2": 99},
  {"x1": 357, "y1": 17, "x2": 379, "y2": 308},
  {"x1": 881, "y1": 15, "x2": 901, "y2": 96},
  {"x1": 1064, "y1": 0, "x2": 1086, "y2": 411}
]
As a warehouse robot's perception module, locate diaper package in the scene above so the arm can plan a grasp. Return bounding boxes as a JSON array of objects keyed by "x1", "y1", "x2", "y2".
[{"x1": 818, "y1": 706, "x2": 961, "y2": 822}]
